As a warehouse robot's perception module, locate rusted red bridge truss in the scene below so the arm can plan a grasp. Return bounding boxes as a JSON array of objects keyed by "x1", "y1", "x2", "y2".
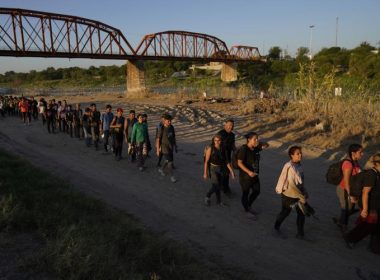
[{"x1": 0, "y1": 8, "x2": 263, "y2": 62}]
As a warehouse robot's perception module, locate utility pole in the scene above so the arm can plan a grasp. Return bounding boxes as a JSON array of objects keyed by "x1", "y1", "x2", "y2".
[
  {"x1": 309, "y1": 25, "x2": 315, "y2": 59},
  {"x1": 335, "y1": 17, "x2": 339, "y2": 47}
]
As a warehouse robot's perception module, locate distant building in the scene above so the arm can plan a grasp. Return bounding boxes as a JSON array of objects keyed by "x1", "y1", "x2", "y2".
[
  {"x1": 171, "y1": 71, "x2": 188, "y2": 78},
  {"x1": 189, "y1": 62, "x2": 223, "y2": 71}
]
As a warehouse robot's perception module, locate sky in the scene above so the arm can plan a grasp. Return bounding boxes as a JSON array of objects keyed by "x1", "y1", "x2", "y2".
[{"x1": 1, "y1": 0, "x2": 379, "y2": 74}]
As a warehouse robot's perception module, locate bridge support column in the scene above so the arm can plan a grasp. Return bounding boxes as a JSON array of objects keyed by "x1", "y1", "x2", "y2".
[
  {"x1": 126, "y1": 60, "x2": 146, "y2": 94},
  {"x1": 221, "y1": 62, "x2": 238, "y2": 82}
]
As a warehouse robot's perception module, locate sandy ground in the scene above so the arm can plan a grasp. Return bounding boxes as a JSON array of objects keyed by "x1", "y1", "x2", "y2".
[{"x1": 0, "y1": 96, "x2": 379, "y2": 280}]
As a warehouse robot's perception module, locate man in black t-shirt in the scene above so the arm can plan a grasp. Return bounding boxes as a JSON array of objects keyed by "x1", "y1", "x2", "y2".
[
  {"x1": 156, "y1": 114, "x2": 177, "y2": 183},
  {"x1": 237, "y1": 132, "x2": 269, "y2": 220},
  {"x1": 218, "y1": 119, "x2": 236, "y2": 195},
  {"x1": 90, "y1": 103, "x2": 101, "y2": 150},
  {"x1": 344, "y1": 154, "x2": 380, "y2": 252}
]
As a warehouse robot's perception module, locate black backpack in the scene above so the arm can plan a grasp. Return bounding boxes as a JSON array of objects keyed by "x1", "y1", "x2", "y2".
[{"x1": 326, "y1": 159, "x2": 352, "y2": 185}]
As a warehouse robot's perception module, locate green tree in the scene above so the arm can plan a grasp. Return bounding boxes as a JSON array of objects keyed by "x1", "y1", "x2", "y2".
[{"x1": 268, "y1": 46, "x2": 282, "y2": 60}]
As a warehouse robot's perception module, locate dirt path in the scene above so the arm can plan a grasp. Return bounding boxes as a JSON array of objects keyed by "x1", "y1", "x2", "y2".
[{"x1": 0, "y1": 107, "x2": 379, "y2": 280}]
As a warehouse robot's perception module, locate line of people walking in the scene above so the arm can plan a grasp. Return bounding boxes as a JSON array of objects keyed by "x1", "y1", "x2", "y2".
[
  {"x1": 1, "y1": 96, "x2": 179, "y2": 183},
  {"x1": 202, "y1": 119, "x2": 379, "y2": 253},
  {"x1": 2, "y1": 95, "x2": 379, "y2": 254}
]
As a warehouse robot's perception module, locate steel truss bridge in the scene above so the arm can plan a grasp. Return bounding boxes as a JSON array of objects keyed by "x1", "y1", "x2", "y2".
[{"x1": 0, "y1": 8, "x2": 263, "y2": 62}]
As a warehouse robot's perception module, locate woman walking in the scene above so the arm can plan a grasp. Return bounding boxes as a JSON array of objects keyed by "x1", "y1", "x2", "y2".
[
  {"x1": 274, "y1": 146, "x2": 308, "y2": 239},
  {"x1": 110, "y1": 108, "x2": 125, "y2": 161},
  {"x1": 334, "y1": 144, "x2": 364, "y2": 233},
  {"x1": 203, "y1": 134, "x2": 235, "y2": 206}
]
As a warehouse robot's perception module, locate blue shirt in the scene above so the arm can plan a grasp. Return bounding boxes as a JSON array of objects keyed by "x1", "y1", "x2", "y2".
[{"x1": 101, "y1": 112, "x2": 114, "y2": 131}]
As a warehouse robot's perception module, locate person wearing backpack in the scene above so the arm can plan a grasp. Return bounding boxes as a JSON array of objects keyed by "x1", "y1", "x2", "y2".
[
  {"x1": 218, "y1": 119, "x2": 236, "y2": 196},
  {"x1": 274, "y1": 146, "x2": 309, "y2": 239},
  {"x1": 334, "y1": 144, "x2": 364, "y2": 233},
  {"x1": 110, "y1": 108, "x2": 126, "y2": 161},
  {"x1": 203, "y1": 134, "x2": 235, "y2": 206},
  {"x1": 237, "y1": 132, "x2": 269, "y2": 220},
  {"x1": 89, "y1": 103, "x2": 101, "y2": 150},
  {"x1": 344, "y1": 153, "x2": 380, "y2": 253},
  {"x1": 156, "y1": 114, "x2": 178, "y2": 183},
  {"x1": 100, "y1": 104, "x2": 114, "y2": 153},
  {"x1": 125, "y1": 110, "x2": 138, "y2": 162}
]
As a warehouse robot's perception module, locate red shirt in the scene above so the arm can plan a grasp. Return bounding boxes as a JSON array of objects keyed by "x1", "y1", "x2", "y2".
[
  {"x1": 20, "y1": 101, "x2": 29, "y2": 113},
  {"x1": 339, "y1": 160, "x2": 361, "y2": 189}
]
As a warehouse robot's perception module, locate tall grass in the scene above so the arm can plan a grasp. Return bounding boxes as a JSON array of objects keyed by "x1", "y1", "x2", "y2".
[{"x1": 0, "y1": 149, "x2": 253, "y2": 280}]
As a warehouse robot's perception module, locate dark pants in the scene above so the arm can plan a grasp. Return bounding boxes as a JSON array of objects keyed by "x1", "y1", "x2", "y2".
[
  {"x1": 345, "y1": 219, "x2": 376, "y2": 244},
  {"x1": 275, "y1": 195, "x2": 305, "y2": 236},
  {"x1": 114, "y1": 133, "x2": 123, "y2": 157},
  {"x1": 40, "y1": 113, "x2": 46, "y2": 126},
  {"x1": 22, "y1": 112, "x2": 29, "y2": 123},
  {"x1": 46, "y1": 117, "x2": 55, "y2": 133},
  {"x1": 32, "y1": 107, "x2": 38, "y2": 119},
  {"x1": 135, "y1": 142, "x2": 145, "y2": 167},
  {"x1": 73, "y1": 122, "x2": 82, "y2": 138},
  {"x1": 67, "y1": 122, "x2": 73, "y2": 137},
  {"x1": 240, "y1": 177, "x2": 260, "y2": 211},
  {"x1": 91, "y1": 125, "x2": 99, "y2": 149},
  {"x1": 161, "y1": 152, "x2": 174, "y2": 176},
  {"x1": 157, "y1": 152, "x2": 163, "y2": 166},
  {"x1": 57, "y1": 117, "x2": 61, "y2": 131},
  {"x1": 103, "y1": 130, "x2": 110, "y2": 151},
  {"x1": 206, "y1": 165, "x2": 225, "y2": 203},
  {"x1": 222, "y1": 170, "x2": 231, "y2": 194},
  {"x1": 61, "y1": 119, "x2": 67, "y2": 133},
  {"x1": 370, "y1": 218, "x2": 380, "y2": 254}
]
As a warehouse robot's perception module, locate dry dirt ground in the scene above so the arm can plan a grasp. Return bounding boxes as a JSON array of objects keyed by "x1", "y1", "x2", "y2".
[{"x1": 0, "y1": 95, "x2": 379, "y2": 280}]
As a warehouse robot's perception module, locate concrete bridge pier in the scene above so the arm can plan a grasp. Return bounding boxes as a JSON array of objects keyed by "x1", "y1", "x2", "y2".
[
  {"x1": 221, "y1": 62, "x2": 238, "y2": 82},
  {"x1": 126, "y1": 60, "x2": 146, "y2": 94}
]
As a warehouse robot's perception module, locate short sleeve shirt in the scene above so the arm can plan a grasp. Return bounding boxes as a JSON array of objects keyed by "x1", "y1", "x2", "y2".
[
  {"x1": 160, "y1": 125, "x2": 176, "y2": 154},
  {"x1": 362, "y1": 169, "x2": 380, "y2": 211},
  {"x1": 237, "y1": 144, "x2": 262, "y2": 181},
  {"x1": 101, "y1": 112, "x2": 114, "y2": 131},
  {"x1": 218, "y1": 129, "x2": 235, "y2": 162},
  {"x1": 339, "y1": 160, "x2": 361, "y2": 189}
]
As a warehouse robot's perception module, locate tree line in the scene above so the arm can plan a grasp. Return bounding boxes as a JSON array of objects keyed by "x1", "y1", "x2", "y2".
[{"x1": 1, "y1": 42, "x2": 379, "y2": 95}]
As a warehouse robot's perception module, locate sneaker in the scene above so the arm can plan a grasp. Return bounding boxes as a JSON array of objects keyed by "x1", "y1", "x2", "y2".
[
  {"x1": 158, "y1": 169, "x2": 165, "y2": 176},
  {"x1": 218, "y1": 202, "x2": 228, "y2": 207},
  {"x1": 139, "y1": 167, "x2": 144, "y2": 172},
  {"x1": 246, "y1": 212, "x2": 257, "y2": 221},
  {"x1": 170, "y1": 176, "x2": 177, "y2": 183},
  {"x1": 204, "y1": 197, "x2": 211, "y2": 206}
]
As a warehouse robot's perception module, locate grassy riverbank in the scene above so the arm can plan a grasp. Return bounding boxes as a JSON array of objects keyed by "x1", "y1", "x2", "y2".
[{"x1": 0, "y1": 149, "x2": 252, "y2": 280}]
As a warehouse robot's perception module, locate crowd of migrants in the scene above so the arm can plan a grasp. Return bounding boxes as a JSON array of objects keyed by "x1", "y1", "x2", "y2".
[{"x1": 0, "y1": 95, "x2": 379, "y2": 254}]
